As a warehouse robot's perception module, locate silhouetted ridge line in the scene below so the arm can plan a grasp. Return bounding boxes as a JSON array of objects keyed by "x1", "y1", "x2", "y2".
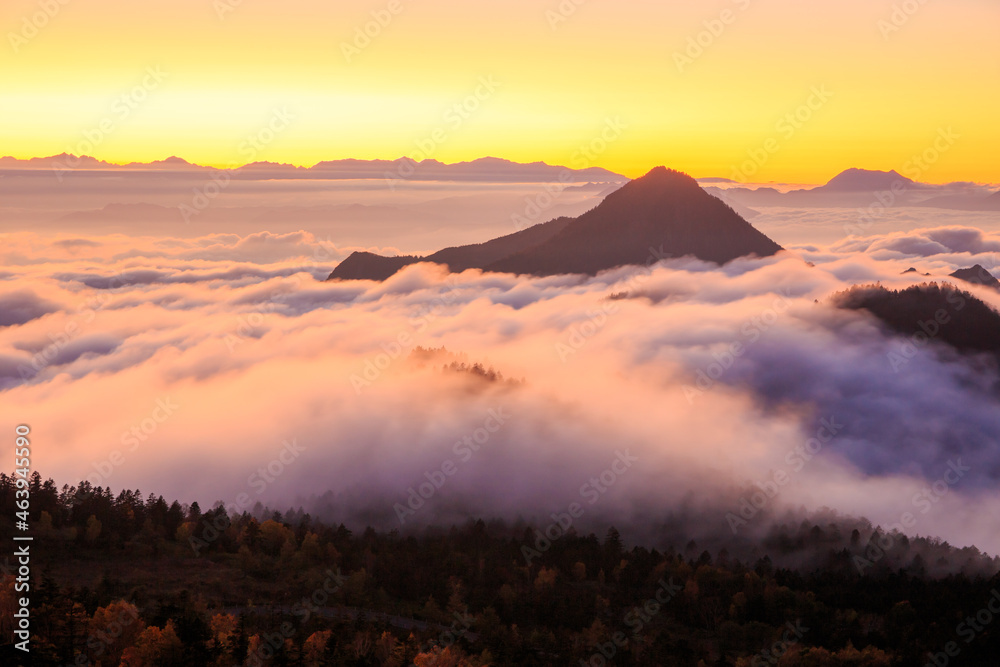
[
  {"x1": 950, "y1": 265, "x2": 1000, "y2": 290},
  {"x1": 328, "y1": 167, "x2": 782, "y2": 281},
  {"x1": 835, "y1": 282, "x2": 1000, "y2": 355}
]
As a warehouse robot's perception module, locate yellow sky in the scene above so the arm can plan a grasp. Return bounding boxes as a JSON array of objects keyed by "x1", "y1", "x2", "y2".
[{"x1": 1, "y1": 0, "x2": 997, "y2": 182}]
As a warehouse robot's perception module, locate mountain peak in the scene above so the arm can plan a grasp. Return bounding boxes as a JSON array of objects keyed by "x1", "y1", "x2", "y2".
[
  {"x1": 643, "y1": 165, "x2": 690, "y2": 178},
  {"x1": 488, "y1": 167, "x2": 781, "y2": 275},
  {"x1": 627, "y1": 166, "x2": 701, "y2": 188},
  {"x1": 822, "y1": 168, "x2": 917, "y2": 192},
  {"x1": 329, "y1": 166, "x2": 782, "y2": 280},
  {"x1": 950, "y1": 265, "x2": 1000, "y2": 290}
]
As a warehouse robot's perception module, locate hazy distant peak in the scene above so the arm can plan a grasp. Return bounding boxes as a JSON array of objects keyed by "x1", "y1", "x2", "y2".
[
  {"x1": 0, "y1": 154, "x2": 628, "y2": 183},
  {"x1": 302, "y1": 157, "x2": 626, "y2": 182},
  {"x1": 127, "y1": 156, "x2": 208, "y2": 169},
  {"x1": 822, "y1": 168, "x2": 918, "y2": 192},
  {"x1": 0, "y1": 153, "x2": 114, "y2": 169},
  {"x1": 950, "y1": 265, "x2": 1000, "y2": 290},
  {"x1": 238, "y1": 161, "x2": 305, "y2": 170},
  {"x1": 467, "y1": 156, "x2": 516, "y2": 165}
]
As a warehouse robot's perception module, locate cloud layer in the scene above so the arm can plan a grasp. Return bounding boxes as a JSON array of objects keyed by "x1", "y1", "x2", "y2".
[{"x1": 4, "y1": 223, "x2": 1000, "y2": 558}]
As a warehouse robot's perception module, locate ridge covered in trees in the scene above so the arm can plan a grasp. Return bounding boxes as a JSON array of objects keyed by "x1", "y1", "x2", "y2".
[
  {"x1": 2, "y1": 473, "x2": 999, "y2": 665},
  {"x1": 835, "y1": 282, "x2": 1000, "y2": 357}
]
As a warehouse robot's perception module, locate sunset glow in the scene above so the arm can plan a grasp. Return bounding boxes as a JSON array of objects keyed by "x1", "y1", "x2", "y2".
[
  {"x1": 5, "y1": 2, "x2": 1000, "y2": 663},
  {"x1": 2, "y1": 0, "x2": 998, "y2": 182}
]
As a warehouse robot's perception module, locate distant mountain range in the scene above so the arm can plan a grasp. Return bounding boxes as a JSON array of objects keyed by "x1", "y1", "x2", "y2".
[
  {"x1": 0, "y1": 154, "x2": 627, "y2": 183},
  {"x1": 7, "y1": 155, "x2": 997, "y2": 209},
  {"x1": 0, "y1": 154, "x2": 209, "y2": 171},
  {"x1": 328, "y1": 167, "x2": 783, "y2": 280},
  {"x1": 711, "y1": 169, "x2": 928, "y2": 208},
  {"x1": 915, "y1": 190, "x2": 1000, "y2": 212},
  {"x1": 819, "y1": 168, "x2": 918, "y2": 192},
  {"x1": 712, "y1": 168, "x2": 999, "y2": 210}
]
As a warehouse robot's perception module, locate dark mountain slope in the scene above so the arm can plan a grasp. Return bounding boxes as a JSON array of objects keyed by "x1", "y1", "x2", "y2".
[
  {"x1": 835, "y1": 282, "x2": 1000, "y2": 355},
  {"x1": 328, "y1": 252, "x2": 421, "y2": 281},
  {"x1": 327, "y1": 215, "x2": 573, "y2": 280},
  {"x1": 950, "y1": 265, "x2": 1000, "y2": 290},
  {"x1": 422, "y1": 215, "x2": 572, "y2": 272},
  {"x1": 328, "y1": 167, "x2": 782, "y2": 280},
  {"x1": 487, "y1": 167, "x2": 782, "y2": 276}
]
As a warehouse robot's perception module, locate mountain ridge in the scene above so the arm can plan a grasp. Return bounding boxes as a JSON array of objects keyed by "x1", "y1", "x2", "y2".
[
  {"x1": 0, "y1": 154, "x2": 627, "y2": 183},
  {"x1": 950, "y1": 265, "x2": 1000, "y2": 290},
  {"x1": 817, "y1": 168, "x2": 918, "y2": 192},
  {"x1": 328, "y1": 167, "x2": 783, "y2": 281}
]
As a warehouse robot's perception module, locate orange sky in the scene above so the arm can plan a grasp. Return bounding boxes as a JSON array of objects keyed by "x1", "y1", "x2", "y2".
[{"x1": 1, "y1": 0, "x2": 997, "y2": 182}]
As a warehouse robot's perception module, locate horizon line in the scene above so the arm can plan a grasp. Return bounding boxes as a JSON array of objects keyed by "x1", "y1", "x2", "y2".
[{"x1": 2, "y1": 153, "x2": 999, "y2": 188}]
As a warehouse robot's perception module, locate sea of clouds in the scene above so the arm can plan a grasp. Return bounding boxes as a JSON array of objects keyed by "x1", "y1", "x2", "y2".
[{"x1": 2, "y1": 209, "x2": 1000, "y2": 555}]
